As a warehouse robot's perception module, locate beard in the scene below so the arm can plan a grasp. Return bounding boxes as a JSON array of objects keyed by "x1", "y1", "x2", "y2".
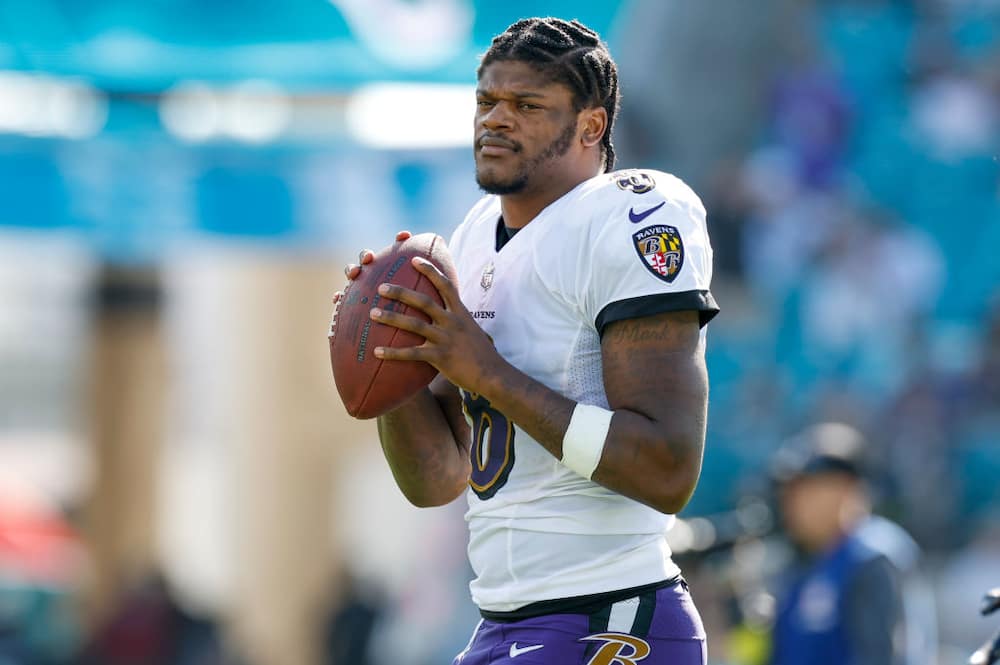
[{"x1": 475, "y1": 119, "x2": 577, "y2": 195}]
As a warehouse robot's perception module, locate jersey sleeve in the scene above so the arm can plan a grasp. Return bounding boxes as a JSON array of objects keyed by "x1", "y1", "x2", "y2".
[{"x1": 582, "y1": 179, "x2": 719, "y2": 337}]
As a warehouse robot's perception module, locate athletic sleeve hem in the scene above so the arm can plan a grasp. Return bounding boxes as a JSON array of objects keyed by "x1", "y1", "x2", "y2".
[{"x1": 596, "y1": 290, "x2": 719, "y2": 338}]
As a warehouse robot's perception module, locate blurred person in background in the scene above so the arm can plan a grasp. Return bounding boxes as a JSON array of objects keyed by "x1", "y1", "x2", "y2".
[
  {"x1": 74, "y1": 571, "x2": 222, "y2": 665},
  {"x1": 769, "y1": 422, "x2": 934, "y2": 665},
  {"x1": 321, "y1": 569, "x2": 385, "y2": 665},
  {"x1": 337, "y1": 16, "x2": 718, "y2": 665}
]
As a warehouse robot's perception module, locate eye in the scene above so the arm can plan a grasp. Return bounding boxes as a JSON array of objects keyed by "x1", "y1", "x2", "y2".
[
  {"x1": 518, "y1": 102, "x2": 540, "y2": 111},
  {"x1": 476, "y1": 99, "x2": 494, "y2": 108}
]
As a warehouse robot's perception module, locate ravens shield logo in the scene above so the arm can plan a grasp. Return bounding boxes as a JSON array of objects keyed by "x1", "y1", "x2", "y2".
[{"x1": 632, "y1": 224, "x2": 684, "y2": 283}]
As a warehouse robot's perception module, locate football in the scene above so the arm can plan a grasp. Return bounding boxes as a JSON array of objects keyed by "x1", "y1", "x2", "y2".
[{"x1": 329, "y1": 233, "x2": 458, "y2": 419}]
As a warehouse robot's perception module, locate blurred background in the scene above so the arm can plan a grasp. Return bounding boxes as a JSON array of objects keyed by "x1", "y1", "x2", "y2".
[{"x1": 0, "y1": 0, "x2": 998, "y2": 663}]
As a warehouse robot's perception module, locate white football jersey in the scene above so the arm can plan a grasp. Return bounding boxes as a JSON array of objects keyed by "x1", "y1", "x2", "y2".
[{"x1": 448, "y1": 169, "x2": 718, "y2": 613}]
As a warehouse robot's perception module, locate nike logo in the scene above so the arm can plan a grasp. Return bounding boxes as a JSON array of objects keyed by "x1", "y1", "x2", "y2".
[
  {"x1": 628, "y1": 201, "x2": 666, "y2": 223},
  {"x1": 509, "y1": 642, "x2": 545, "y2": 658}
]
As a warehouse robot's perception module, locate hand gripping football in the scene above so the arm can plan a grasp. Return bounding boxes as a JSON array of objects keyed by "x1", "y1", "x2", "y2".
[{"x1": 329, "y1": 233, "x2": 458, "y2": 419}]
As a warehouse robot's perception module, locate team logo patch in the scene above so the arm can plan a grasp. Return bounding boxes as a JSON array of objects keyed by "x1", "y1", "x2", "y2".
[
  {"x1": 632, "y1": 224, "x2": 684, "y2": 283},
  {"x1": 581, "y1": 633, "x2": 651, "y2": 665},
  {"x1": 615, "y1": 170, "x2": 656, "y2": 194}
]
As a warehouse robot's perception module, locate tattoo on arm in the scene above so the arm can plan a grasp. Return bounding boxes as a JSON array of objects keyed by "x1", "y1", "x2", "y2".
[{"x1": 603, "y1": 310, "x2": 700, "y2": 351}]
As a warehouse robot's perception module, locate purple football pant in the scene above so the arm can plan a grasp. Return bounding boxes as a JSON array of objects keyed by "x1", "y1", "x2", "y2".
[{"x1": 454, "y1": 581, "x2": 706, "y2": 665}]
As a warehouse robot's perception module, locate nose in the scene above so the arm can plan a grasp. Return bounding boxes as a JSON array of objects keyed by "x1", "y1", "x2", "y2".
[{"x1": 479, "y1": 101, "x2": 513, "y2": 131}]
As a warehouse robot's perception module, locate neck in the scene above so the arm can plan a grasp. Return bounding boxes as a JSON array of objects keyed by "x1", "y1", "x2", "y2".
[{"x1": 500, "y1": 167, "x2": 602, "y2": 228}]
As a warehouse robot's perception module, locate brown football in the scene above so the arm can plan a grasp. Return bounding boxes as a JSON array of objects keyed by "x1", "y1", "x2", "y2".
[{"x1": 329, "y1": 233, "x2": 458, "y2": 419}]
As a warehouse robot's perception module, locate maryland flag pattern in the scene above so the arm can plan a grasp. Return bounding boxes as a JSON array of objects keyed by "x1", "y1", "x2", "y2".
[{"x1": 632, "y1": 224, "x2": 685, "y2": 283}]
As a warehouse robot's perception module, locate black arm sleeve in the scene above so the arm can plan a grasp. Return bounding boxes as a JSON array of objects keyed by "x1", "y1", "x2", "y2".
[{"x1": 844, "y1": 554, "x2": 906, "y2": 665}]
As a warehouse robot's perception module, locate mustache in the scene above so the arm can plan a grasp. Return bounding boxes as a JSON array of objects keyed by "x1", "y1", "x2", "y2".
[{"x1": 476, "y1": 134, "x2": 521, "y2": 152}]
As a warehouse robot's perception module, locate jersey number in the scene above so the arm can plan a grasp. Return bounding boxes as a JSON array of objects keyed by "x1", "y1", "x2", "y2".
[{"x1": 463, "y1": 392, "x2": 515, "y2": 500}]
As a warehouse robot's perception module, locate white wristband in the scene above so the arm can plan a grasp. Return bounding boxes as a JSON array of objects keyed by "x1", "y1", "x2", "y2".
[{"x1": 561, "y1": 403, "x2": 613, "y2": 479}]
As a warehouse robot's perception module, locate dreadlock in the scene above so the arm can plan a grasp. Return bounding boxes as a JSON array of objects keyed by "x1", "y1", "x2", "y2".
[{"x1": 478, "y1": 17, "x2": 621, "y2": 172}]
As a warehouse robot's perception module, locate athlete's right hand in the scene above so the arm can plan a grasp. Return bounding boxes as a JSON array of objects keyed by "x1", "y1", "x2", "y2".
[{"x1": 331, "y1": 230, "x2": 412, "y2": 305}]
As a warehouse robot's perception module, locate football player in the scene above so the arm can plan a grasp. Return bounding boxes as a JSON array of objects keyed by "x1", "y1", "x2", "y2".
[{"x1": 337, "y1": 17, "x2": 719, "y2": 665}]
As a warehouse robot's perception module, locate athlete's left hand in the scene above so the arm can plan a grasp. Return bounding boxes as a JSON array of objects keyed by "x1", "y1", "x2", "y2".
[{"x1": 370, "y1": 256, "x2": 505, "y2": 392}]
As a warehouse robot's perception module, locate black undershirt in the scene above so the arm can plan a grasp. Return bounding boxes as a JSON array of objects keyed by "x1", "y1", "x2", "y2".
[{"x1": 495, "y1": 216, "x2": 520, "y2": 251}]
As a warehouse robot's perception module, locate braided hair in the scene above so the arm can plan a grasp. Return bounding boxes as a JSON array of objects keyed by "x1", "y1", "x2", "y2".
[{"x1": 478, "y1": 17, "x2": 621, "y2": 172}]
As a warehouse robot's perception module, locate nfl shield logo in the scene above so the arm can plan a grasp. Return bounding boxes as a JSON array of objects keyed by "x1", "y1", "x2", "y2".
[
  {"x1": 481, "y1": 262, "x2": 495, "y2": 290},
  {"x1": 632, "y1": 224, "x2": 684, "y2": 283}
]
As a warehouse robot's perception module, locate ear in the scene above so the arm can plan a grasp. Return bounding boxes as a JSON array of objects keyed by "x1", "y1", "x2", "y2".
[{"x1": 579, "y1": 106, "x2": 608, "y2": 149}]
